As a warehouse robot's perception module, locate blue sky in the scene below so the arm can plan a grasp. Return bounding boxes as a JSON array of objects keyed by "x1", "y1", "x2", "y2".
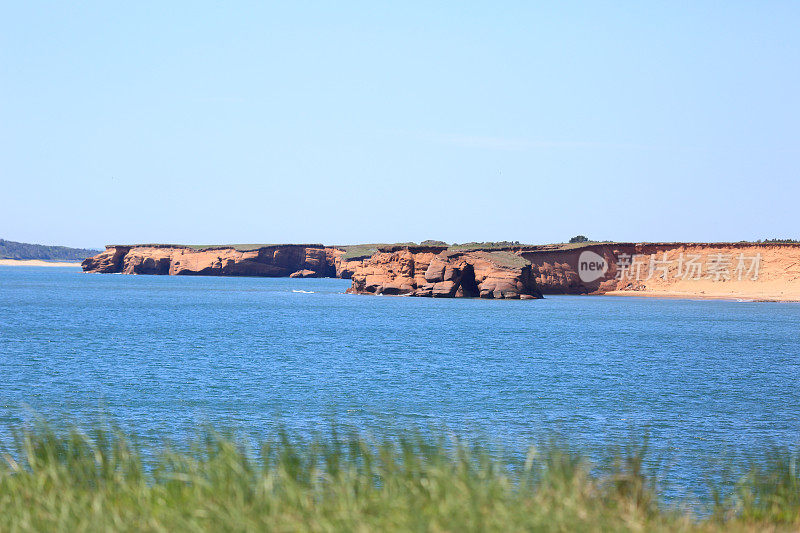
[{"x1": 2, "y1": 2, "x2": 798, "y2": 248}]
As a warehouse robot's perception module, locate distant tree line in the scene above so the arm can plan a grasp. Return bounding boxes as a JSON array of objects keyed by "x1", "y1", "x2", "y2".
[
  {"x1": 0, "y1": 239, "x2": 100, "y2": 261},
  {"x1": 757, "y1": 238, "x2": 799, "y2": 243}
]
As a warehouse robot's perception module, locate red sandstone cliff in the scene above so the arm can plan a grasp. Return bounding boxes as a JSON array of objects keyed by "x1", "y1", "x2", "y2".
[
  {"x1": 82, "y1": 242, "x2": 800, "y2": 301},
  {"x1": 521, "y1": 242, "x2": 800, "y2": 301},
  {"x1": 347, "y1": 246, "x2": 543, "y2": 299},
  {"x1": 346, "y1": 242, "x2": 800, "y2": 301},
  {"x1": 82, "y1": 244, "x2": 341, "y2": 278}
]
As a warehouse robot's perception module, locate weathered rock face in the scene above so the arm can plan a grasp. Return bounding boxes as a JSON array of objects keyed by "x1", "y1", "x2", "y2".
[
  {"x1": 347, "y1": 246, "x2": 543, "y2": 299},
  {"x1": 80, "y1": 245, "x2": 132, "y2": 273},
  {"x1": 82, "y1": 245, "x2": 340, "y2": 277},
  {"x1": 326, "y1": 248, "x2": 362, "y2": 280},
  {"x1": 521, "y1": 242, "x2": 800, "y2": 301},
  {"x1": 521, "y1": 244, "x2": 621, "y2": 295},
  {"x1": 83, "y1": 242, "x2": 800, "y2": 301}
]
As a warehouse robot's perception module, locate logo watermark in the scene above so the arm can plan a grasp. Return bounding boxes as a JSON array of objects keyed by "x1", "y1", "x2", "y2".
[
  {"x1": 614, "y1": 252, "x2": 761, "y2": 281},
  {"x1": 578, "y1": 251, "x2": 608, "y2": 283}
]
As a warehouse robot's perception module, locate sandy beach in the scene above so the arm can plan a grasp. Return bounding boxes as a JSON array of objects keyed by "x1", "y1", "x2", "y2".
[
  {"x1": 603, "y1": 289, "x2": 800, "y2": 303},
  {"x1": 599, "y1": 245, "x2": 800, "y2": 302},
  {"x1": 0, "y1": 259, "x2": 82, "y2": 267}
]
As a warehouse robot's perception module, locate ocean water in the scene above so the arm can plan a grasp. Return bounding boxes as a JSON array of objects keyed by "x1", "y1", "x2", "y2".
[{"x1": 1, "y1": 266, "x2": 799, "y2": 495}]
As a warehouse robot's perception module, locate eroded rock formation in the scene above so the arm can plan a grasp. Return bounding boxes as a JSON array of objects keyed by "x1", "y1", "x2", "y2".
[
  {"x1": 82, "y1": 242, "x2": 800, "y2": 301},
  {"x1": 346, "y1": 246, "x2": 543, "y2": 299},
  {"x1": 82, "y1": 245, "x2": 339, "y2": 278},
  {"x1": 521, "y1": 242, "x2": 800, "y2": 301}
]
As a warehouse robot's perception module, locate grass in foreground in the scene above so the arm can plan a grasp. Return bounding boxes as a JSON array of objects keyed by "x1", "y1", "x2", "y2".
[{"x1": 0, "y1": 426, "x2": 797, "y2": 532}]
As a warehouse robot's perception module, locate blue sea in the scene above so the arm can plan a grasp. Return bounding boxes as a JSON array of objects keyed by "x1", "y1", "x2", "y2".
[{"x1": 1, "y1": 266, "x2": 798, "y2": 497}]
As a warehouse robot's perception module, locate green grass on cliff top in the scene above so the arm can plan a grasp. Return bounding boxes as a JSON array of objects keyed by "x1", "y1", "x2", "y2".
[
  {"x1": 113, "y1": 243, "x2": 413, "y2": 259},
  {"x1": 112, "y1": 244, "x2": 325, "y2": 252},
  {"x1": 441, "y1": 249, "x2": 531, "y2": 268},
  {"x1": 1, "y1": 422, "x2": 798, "y2": 532},
  {"x1": 480, "y1": 251, "x2": 531, "y2": 268},
  {"x1": 337, "y1": 243, "x2": 417, "y2": 260},
  {"x1": 108, "y1": 239, "x2": 790, "y2": 262},
  {"x1": 108, "y1": 243, "x2": 585, "y2": 263},
  {"x1": 338, "y1": 241, "x2": 611, "y2": 261}
]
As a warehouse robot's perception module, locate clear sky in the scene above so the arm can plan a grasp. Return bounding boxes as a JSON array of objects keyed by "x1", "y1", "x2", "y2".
[{"x1": 2, "y1": 2, "x2": 798, "y2": 248}]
